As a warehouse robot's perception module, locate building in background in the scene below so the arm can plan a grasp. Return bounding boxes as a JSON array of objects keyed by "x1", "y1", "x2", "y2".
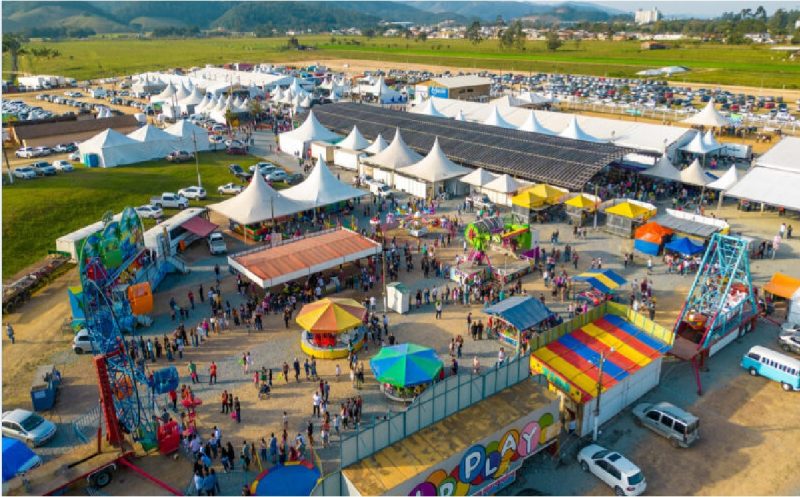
[
  {"x1": 635, "y1": 7, "x2": 662, "y2": 25},
  {"x1": 414, "y1": 75, "x2": 492, "y2": 102}
]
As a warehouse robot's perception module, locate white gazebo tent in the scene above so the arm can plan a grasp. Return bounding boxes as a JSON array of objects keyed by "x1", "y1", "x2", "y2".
[
  {"x1": 701, "y1": 130, "x2": 722, "y2": 151},
  {"x1": 395, "y1": 137, "x2": 470, "y2": 198},
  {"x1": 363, "y1": 134, "x2": 388, "y2": 155},
  {"x1": 77, "y1": 129, "x2": 144, "y2": 168},
  {"x1": 364, "y1": 128, "x2": 422, "y2": 185},
  {"x1": 150, "y1": 83, "x2": 177, "y2": 104},
  {"x1": 482, "y1": 173, "x2": 520, "y2": 206},
  {"x1": 278, "y1": 110, "x2": 340, "y2": 158},
  {"x1": 460, "y1": 167, "x2": 498, "y2": 192},
  {"x1": 680, "y1": 158, "x2": 712, "y2": 187},
  {"x1": 680, "y1": 131, "x2": 723, "y2": 165},
  {"x1": 518, "y1": 110, "x2": 556, "y2": 135},
  {"x1": 282, "y1": 157, "x2": 366, "y2": 208},
  {"x1": 414, "y1": 98, "x2": 447, "y2": 118},
  {"x1": 126, "y1": 124, "x2": 181, "y2": 159},
  {"x1": 642, "y1": 155, "x2": 683, "y2": 182},
  {"x1": 208, "y1": 170, "x2": 307, "y2": 228},
  {"x1": 708, "y1": 165, "x2": 745, "y2": 209},
  {"x1": 482, "y1": 105, "x2": 516, "y2": 129},
  {"x1": 682, "y1": 101, "x2": 731, "y2": 128},
  {"x1": 559, "y1": 117, "x2": 605, "y2": 143},
  {"x1": 333, "y1": 126, "x2": 371, "y2": 171},
  {"x1": 164, "y1": 120, "x2": 211, "y2": 152}
]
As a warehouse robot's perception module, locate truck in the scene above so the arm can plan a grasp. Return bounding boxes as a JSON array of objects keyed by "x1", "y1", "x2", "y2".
[
  {"x1": 207, "y1": 232, "x2": 227, "y2": 255},
  {"x1": 149, "y1": 193, "x2": 189, "y2": 210}
]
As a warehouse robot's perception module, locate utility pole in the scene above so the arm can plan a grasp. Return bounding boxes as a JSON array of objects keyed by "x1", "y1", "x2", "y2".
[
  {"x1": 2, "y1": 145, "x2": 14, "y2": 184},
  {"x1": 593, "y1": 347, "x2": 614, "y2": 442},
  {"x1": 192, "y1": 132, "x2": 201, "y2": 188}
]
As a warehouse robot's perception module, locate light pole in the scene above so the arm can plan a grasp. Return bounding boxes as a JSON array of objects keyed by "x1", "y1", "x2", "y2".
[
  {"x1": 192, "y1": 132, "x2": 202, "y2": 188},
  {"x1": 592, "y1": 347, "x2": 614, "y2": 442}
]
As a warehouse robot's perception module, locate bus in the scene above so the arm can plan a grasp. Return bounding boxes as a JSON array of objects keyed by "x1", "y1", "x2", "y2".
[{"x1": 741, "y1": 345, "x2": 800, "y2": 392}]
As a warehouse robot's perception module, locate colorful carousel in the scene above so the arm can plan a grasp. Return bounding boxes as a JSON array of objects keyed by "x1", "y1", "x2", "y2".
[
  {"x1": 249, "y1": 460, "x2": 321, "y2": 496},
  {"x1": 369, "y1": 343, "x2": 444, "y2": 403},
  {"x1": 296, "y1": 298, "x2": 367, "y2": 359}
]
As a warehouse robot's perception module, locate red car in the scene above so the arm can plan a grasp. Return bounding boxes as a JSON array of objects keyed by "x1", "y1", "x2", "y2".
[{"x1": 226, "y1": 146, "x2": 247, "y2": 155}]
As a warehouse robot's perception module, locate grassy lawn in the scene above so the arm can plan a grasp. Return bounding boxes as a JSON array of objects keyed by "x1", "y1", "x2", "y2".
[
  {"x1": 4, "y1": 36, "x2": 797, "y2": 89},
  {"x1": 1, "y1": 151, "x2": 264, "y2": 279}
]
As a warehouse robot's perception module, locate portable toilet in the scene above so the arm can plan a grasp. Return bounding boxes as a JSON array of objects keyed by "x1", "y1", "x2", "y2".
[
  {"x1": 387, "y1": 282, "x2": 410, "y2": 314},
  {"x1": 83, "y1": 153, "x2": 99, "y2": 167},
  {"x1": 30, "y1": 365, "x2": 60, "y2": 411}
]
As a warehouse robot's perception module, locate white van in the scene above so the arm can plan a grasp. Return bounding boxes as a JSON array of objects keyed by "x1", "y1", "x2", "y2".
[{"x1": 208, "y1": 232, "x2": 227, "y2": 255}]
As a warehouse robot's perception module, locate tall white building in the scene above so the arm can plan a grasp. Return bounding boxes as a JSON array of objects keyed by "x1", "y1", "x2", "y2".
[{"x1": 635, "y1": 7, "x2": 662, "y2": 25}]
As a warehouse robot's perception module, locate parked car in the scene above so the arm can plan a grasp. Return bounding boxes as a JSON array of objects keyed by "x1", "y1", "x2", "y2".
[
  {"x1": 207, "y1": 232, "x2": 227, "y2": 255},
  {"x1": 178, "y1": 186, "x2": 207, "y2": 200},
  {"x1": 228, "y1": 163, "x2": 251, "y2": 180},
  {"x1": 224, "y1": 139, "x2": 245, "y2": 148},
  {"x1": 53, "y1": 143, "x2": 77, "y2": 153},
  {"x1": 51, "y1": 160, "x2": 74, "y2": 172},
  {"x1": 166, "y1": 150, "x2": 194, "y2": 163},
  {"x1": 150, "y1": 192, "x2": 189, "y2": 209},
  {"x1": 33, "y1": 146, "x2": 53, "y2": 157},
  {"x1": 1, "y1": 409, "x2": 57, "y2": 447},
  {"x1": 226, "y1": 146, "x2": 247, "y2": 155},
  {"x1": 68, "y1": 151, "x2": 81, "y2": 162},
  {"x1": 285, "y1": 173, "x2": 304, "y2": 185},
  {"x1": 577, "y1": 444, "x2": 646, "y2": 496},
  {"x1": 13, "y1": 167, "x2": 37, "y2": 179},
  {"x1": 30, "y1": 161, "x2": 57, "y2": 176},
  {"x1": 218, "y1": 182, "x2": 244, "y2": 195},
  {"x1": 15, "y1": 147, "x2": 37, "y2": 158},
  {"x1": 778, "y1": 329, "x2": 800, "y2": 355},
  {"x1": 134, "y1": 204, "x2": 164, "y2": 219},
  {"x1": 209, "y1": 134, "x2": 224, "y2": 144},
  {"x1": 72, "y1": 328, "x2": 95, "y2": 354},
  {"x1": 249, "y1": 162, "x2": 277, "y2": 175},
  {"x1": 632, "y1": 402, "x2": 699, "y2": 448},
  {"x1": 265, "y1": 169, "x2": 288, "y2": 182}
]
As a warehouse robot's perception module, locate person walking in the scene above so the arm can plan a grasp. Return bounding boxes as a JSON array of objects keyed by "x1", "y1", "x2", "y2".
[
  {"x1": 435, "y1": 300, "x2": 443, "y2": 319},
  {"x1": 221, "y1": 390, "x2": 229, "y2": 414},
  {"x1": 240, "y1": 441, "x2": 251, "y2": 471},
  {"x1": 209, "y1": 361, "x2": 217, "y2": 385},
  {"x1": 282, "y1": 362, "x2": 290, "y2": 384},
  {"x1": 234, "y1": 397, "x2": 241, "y2": 423},
  {"x1": 312, "y1": 392, "x2": 321, "y2": 418},
  {"x1": 269, "y1": 433, "x2": 278, "y2": 464},
  {"x1": 189, "y1": 361, "x2": 198, "y2": 384},
  {"x1": 203, "y1": 468, "x2": 219, "y2": 496},
  {"x1": 6, "y1": 323, "x2": 14, "y2": 345},
  {"x1": 293, "y1": 357, "x2": 301, "y2": 382}
]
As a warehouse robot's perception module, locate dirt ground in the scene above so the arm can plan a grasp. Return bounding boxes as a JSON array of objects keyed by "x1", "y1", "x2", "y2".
[{"x1": 3, "y1": 140, "x2": 800, "y2": 495}]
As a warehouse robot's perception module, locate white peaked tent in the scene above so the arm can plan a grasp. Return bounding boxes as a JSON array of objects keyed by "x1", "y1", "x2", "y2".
[
  {"x1": 681, "y1": 131, "x2": 722, "y2": 155},
  {"x1": 483, "y1": 105, "x2": 515, "y2": 129},
  {"x1": 164, "y1": 120, "x2": 211, "y2": 152},
  {"x1": 395, "y1": 138, "x2": 470, "y2": 198},
  {"x1": 518, "y1": 110, "x2": 556, "y2": 135},
  {"x1": 78, "y1": 129, "x2": 144, "y2": 168},
  {"x1": 559, "y1": 116, "x2": 604, "y2": 143},
  {"x1": 363, "y1": 134, "x2": 388, "y2": 154},
  {"x1": 680, "y1": 158, "x2": 711, "y2": 187},
  {"x1": 643, "y1": 155, "x2": 683, "y2": 182},
  {"x1": 338, "y1": 126, "x2": 370, "y2": 151},
  {"x1": 365, "y1": 128, "x2": 423, "y2": 185},
  {"x1": 151, "y1": 83, "x2": 177, "y2": 103},
  {"x1": 460, "y1": 167, "x2": 498, "y2": 189},
  {"x1": 127, "y1": 124, "x2": 180, "y2": 159},
  {"x1": 232, "y1": 96, "x2": 243, "y2": 108},
  {"x1": 415, "y1": 98, "x2": 447, "y2": 118},
  {"x1": 682, "y1": 101, "x2": 731, "y2": 127},
  {"x1": 134, "y1": 113, "x2": 147, "y2": 124},
  {"x1": 707, "y1": 165, "x2": 743, "y2": 191},
  {"x1": 374, "y1": 76, "x2": 403, "y2": 104},
  {"x1": 196, "y1": 95, "x2": 212, "y2": 113},
  {"x1": 208, "y1": 170, "x2": 307, "y2": 226},
  {"x1": 483, "y1": 173, "x2": 520, "y2": 206},
  {"x1": 300, "y1": 95, "x2": 312, "y2": 108},
  {"x1": 701, "y1": 131, "x2": 723, "y2": 151},
  {"x1": 279, "y1": 110, "x2": 340, "y2": 157},
  {"x1": 454, "y1": 110, "x2": 466, "y2": 122},
  {"x1": 174, "y1": 84, "x2": 191, "y2": 101},
  {"x1": 272, "y1": 87, "x2": 285, "y2": 103},
  {"x1": 282, "y1": 157, "x2": 366, "y2": 207}
]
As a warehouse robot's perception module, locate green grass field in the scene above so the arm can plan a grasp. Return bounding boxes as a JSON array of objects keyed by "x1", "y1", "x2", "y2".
[
  {"x1": 1, "y1": 152, "x2": 263, "y2": 279},
  {"x1": 4, "y1": 36, "x2": 799, "y2": 89}
]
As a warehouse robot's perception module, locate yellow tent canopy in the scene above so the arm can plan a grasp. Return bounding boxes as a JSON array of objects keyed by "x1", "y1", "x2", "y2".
[
  {"x1": 605, "y1": 201, "x2": 655, "y2": 220},
  {"x1": 763, "y1": 272, "x2": 800, "y2": 299},
  {"x1": 564, "y1": 194, "x2": 599, "y2": 212},
  {"x1": 512, "y1": 190, "x2": 546, "y2": 209},
  {"x1": 512, "y1": 184, "x2": 567, "y2": 209},
  {"x1": 295, "y1": 297, "x2": 366, "y2": 333}
]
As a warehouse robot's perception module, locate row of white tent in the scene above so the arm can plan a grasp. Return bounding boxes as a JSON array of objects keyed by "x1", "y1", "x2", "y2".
[
  {"x1": 77, "y1": 121, "x2": 211, "y2": 168},
  {"x1": 208, "y1": 156, "x2": 365, "y2": 226}
]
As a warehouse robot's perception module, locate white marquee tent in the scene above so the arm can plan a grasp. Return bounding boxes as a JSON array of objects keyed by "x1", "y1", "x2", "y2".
[
  {"x1": 642, "y1": 155, "x2": 683, "y2": 182},
  {"x1": 165, "y1": 120, "x2": 211, "y2": 152},
  {"x1": 682, "y1": 101, "x2": 731, "y2": 127},
  {"x1": 278, "y1": 110, "x2": 340, "y2": 158},
  {"x1": 482, "y1": 173, "x2": 520, "y2": 206},
  {"x1": 681, "y1": 131, "x2": 723, "y2": 155},
  {"x1": 394, "y1": 137, "x2": 470, "y2": 198},
  {"x1": 208, "y1": 170, "x2": 308, "y2": 226},
  {"x1": 559, "y1": 116, "x2": 605, "y2": 143},
  {"x1": 337, "y1": 126, "x2": 370, "y2": 151},
  {"x1": 725, "y1": 137, "x2": 800, "y2": 211},
  {"x1": 363, "y1": 134, "x2": 388, "y2": 155},
  {"x1": 414, "y1": 98, "x2": 447, "y2": 118},
  {"x1": 679, "y1": 158, "x2": 712, "y2": 187},
  {"x1": 707, "y1": 165, "x2": 744, "y2": 191},
  {"x1": 282, "y1": 157, "x2": 366, "y2": 208},
  {"x1": 364, "y1": 128, "x2": 422, "y2": 185},
  {"x1": 482, "y1": 105, "x2": 516, "y2": 129},
  {"x1": 460, "y1": 167, "x2": 498, "y2": 190},
  {"x1": 126, "y1": 124, "x2": 181, "y2": 159},
  {"x1": 518, "y1": 110, "x2": 556, "y2": 135},
  {"x1": 78, "y1": 129, "x2": 145, "y2": 168}
]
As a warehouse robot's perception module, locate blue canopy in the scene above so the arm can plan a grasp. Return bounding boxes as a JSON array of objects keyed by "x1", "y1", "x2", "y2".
[
  {"x1": 634, "y1": 239, "x2": 660, "y2": 256},
  {"x1": 3, "y1": 437, "x2": 37, "y2": 482},
  {"x1": 665, "y1": 236, "x2": 705, "y2": 256},
  {"x1": 484, "y1": 296, "x2": 552, "y2": 331}
]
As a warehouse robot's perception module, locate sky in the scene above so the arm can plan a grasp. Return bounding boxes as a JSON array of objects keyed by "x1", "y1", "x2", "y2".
[{"x1": 585, "y1": 1, "x2": 800, "y2": 18}]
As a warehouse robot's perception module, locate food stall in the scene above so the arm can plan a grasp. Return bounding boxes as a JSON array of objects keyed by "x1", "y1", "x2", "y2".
[{"x1": 484, "y1": 296, "x2": 556, "y2": 352}]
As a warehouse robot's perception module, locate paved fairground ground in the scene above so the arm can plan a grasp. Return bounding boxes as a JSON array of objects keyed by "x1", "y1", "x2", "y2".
[{"x1": 3, "y1": 132, "x2": 800, "y2": 496}]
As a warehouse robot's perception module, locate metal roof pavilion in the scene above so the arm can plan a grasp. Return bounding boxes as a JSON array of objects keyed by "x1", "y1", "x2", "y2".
[{"x1": 313, "y1": 103, "x2": 633, "y2": 190}]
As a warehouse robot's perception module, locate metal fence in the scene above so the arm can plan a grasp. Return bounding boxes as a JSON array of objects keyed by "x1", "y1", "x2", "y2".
[
  {"x1": 338, "y1": 351, "x2": 531, "y2": 468},
  {"x1": 72, "y1": 402, "x2": 104, "y2": 444}
]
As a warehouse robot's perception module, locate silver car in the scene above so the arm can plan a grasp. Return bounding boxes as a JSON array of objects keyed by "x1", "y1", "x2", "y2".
[
  {"x1": 778, "y1": 329, "x2": 800, "y2": 355},
  {"x1": 632, "y1": 401, "x2": 699, "y2": 448},
  {"x1": 2, "y1": 409, "x2": 57, "y2": 447}
]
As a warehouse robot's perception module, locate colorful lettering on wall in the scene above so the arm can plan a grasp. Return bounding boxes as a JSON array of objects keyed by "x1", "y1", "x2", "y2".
[
  {"x1": 408, "y1": 415, "x2": 548, "y2": 496},
  {"x1": 532, "y1": 362, "x2": 583, "y2": 403}
]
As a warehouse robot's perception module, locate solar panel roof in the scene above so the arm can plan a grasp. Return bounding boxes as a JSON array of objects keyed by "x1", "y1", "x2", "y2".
[{"x1": 312, "y1": 102, "x2": 633, "y2": 190}]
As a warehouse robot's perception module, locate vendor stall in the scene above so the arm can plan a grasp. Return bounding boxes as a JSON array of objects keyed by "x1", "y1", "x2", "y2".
[
  {"x1": 511, "y1": 184, "x2": 568, "y2": 224},
  {"x1": 573, "y1": 269, "x2": 627, "y2": 307},
  {"x1": 370, "y1": 344, "x2": 444, "y2": 403},
  {"x1": 564, "y1": 193, "x2": 601, "y2": 227},
  {"x1": 600, "y1": 199, "x2": 657, "y2": 238},
  {"x1": 296, "y1": 298, "x2": 367, "y2": 359},
  {"x1": 484, "y1": 296, "x2": 556, "y2": 352},
  {"x1": 664, "y1": 236, "x2": 705, "y2": 257},
  {"x1": 633, "y1": 222, "x2": 673, "y2": 256}
]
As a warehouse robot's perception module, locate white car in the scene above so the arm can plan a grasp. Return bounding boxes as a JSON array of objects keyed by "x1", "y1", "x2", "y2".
[
  {"x1": 72, "y1": 328, "x2": 95, "y2": 354},
  {"x1": 13, "y1": 167, "x2": 37, "y2": 179},
  {"x1": 225, "y1": 139, "x2": 244, "y2": 148},
  {"x1": 52, "y1": 160, "x2": 74, "y2": 172},
  {"x1": 15, "y1": 147, "x2": 37, "y2": 158},
  {"x1": 134, "y1": 204, "x2": 163, "y2": 219},
  {"x1": 218, "y1": 182, "x2": 244, "y2": 195},
  {"x1": 178, "y1": 186, "x2": 207, "y2": 200},
  {"x1": 265, "y1": 169, "x2": 287, "y2": 182},
  {"x1": 68, "y1": 151, "x2": 81, "y2": 162},
  {"x1": 209, "y1": 134, "x2": 224, "y2": 144},
  {"x1": 577, "y1": 444, "x2": 646, "y2": 496},
  {"x1": 2, "y1": 409, "x2": 57, "y2": 447}
]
